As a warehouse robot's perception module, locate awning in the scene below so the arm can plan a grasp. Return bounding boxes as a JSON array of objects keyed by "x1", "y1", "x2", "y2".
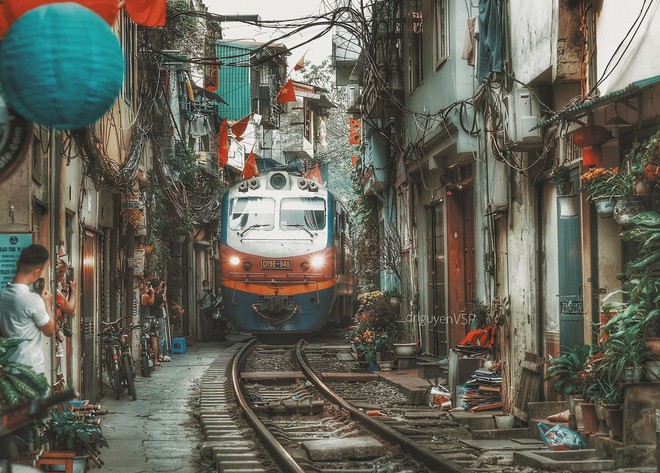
[
  {"x1": 532, "y1": 75, "x2": 660, "y2": 130},
  {"x1": 192, "y1": 83, "x2": 229, "y2": 105}
]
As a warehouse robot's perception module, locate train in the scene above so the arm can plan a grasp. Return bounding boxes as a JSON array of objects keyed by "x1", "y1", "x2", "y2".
[{"x1": 218, "y1": 170, "x2": 352, "y2": 333}]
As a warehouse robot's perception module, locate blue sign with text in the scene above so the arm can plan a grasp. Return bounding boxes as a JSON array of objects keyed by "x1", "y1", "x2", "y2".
[{"x1": 0, "y1": 233, "x2": 33, "y2": 288}]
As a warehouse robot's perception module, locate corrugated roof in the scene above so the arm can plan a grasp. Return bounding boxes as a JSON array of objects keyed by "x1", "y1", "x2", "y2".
[{"x1": 532, "y1": 75, "x2": 660, "y2": 130}]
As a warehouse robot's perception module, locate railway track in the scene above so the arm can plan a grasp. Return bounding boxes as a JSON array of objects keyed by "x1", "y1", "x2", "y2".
[
  {"x1": 228, "y1": 339, "x2": 472, "y2": 473},
  {"x1": 201, "y1": 337, "x2": 549, "y2": 472}
]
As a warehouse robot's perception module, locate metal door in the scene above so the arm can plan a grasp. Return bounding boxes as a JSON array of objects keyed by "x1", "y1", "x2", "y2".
[
  {"x1": 427, "y1": 203, "x2": 447, "y2": 356},
  {"x1": 557, "y1": 172, "x2": 584, "y2": 352},
  {"x1": 81, "y1": 231, "x2": 98, "y2": 400}
]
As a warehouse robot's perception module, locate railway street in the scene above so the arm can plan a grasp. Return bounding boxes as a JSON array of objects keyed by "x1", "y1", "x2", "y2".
[{"x1": 97, "y1": 341, "x2": 236, "y2": 473}]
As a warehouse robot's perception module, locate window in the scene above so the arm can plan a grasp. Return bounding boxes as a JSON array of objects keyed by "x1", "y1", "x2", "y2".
[
  {"x1": 32, "y1": 135, "x2": 43, "y2": 185},
  {"x1": 409, "y1": 0, "x2": 423, "y2": 91},
  {"x1": 280, "y1": 197, "x2": 326, "y2": 231},
  {"x1": 228, "y1": 197, "x2": 275, "y2": 231},
  {"x1": 433, "y1": 0, "x2": 448, "y2": 68}
]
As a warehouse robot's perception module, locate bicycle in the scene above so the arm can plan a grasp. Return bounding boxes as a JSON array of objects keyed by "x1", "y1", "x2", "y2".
[
  {"x1": 138, "y1": 316, "x2": 158, "y2": 377},
  {"x1": 98, "y1": 318, "x2": 137, "y2": 401}
]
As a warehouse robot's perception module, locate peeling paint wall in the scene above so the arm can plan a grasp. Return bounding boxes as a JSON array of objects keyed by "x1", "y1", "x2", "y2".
[
  {"x1": 507, "y1": 0, "x2": 553, "y2": 84},
  {"x1": 596, "y1": 1, "x2": 660, "y2": 94}
]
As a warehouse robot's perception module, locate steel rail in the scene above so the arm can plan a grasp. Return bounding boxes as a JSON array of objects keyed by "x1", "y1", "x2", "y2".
[
  {"x1": 231, "y1": 338, "x2": 305, "y2": 473},
  {"x1": 295, "y1": 340, "x2": 470, "y2": 473}
]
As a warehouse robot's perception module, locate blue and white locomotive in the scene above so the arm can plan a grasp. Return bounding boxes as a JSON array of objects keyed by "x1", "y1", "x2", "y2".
[{"x1": 219, "y1": 170, "x2": 352, "y2": 333}]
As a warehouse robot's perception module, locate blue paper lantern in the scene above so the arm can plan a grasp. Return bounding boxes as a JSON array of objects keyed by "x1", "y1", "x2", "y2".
[{"x1": 0, "y1": 3, "x2": 124, "y2": 129}]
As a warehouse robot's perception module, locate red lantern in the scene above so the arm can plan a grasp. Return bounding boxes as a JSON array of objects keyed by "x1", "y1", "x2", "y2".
[
  {"x1": 0, "y1": 0, "x2": 118, "y2": 36},
  {"x1": 582, "y1": 145, "x2": 602, "y2": 167},
  {"x1": 571, "y1": 125, "x2": 612, "y2": 148}
]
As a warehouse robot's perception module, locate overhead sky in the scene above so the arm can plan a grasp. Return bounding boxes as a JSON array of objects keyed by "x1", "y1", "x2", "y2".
[{"x1": 206, "y1": 0, "x2": 333, "y2": 70}]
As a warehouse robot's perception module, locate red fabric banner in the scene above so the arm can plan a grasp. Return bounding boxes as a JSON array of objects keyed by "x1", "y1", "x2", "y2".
[
  {"x1": 242, "y1": 146, "x2": 258, "y2": 179},
  {"x1": 126, "y1": 0, "x2": 166, "y2": 27},
  {"x1": 349, "y1": 117, "x2": 361, "y2": 145},
  {"x1": 0, "y1": 0, "x2": 119, "y2": 36},
  {"x1": 293, "y1": 55, "x2": 305, "y2": 71},
  {"x1": 217, "y1": 119, "x2": 229, "y2": 168},
  {"x1": 231, "y1": 114, "x2": 250, "y2": 142},
  {"x1": 305, "y1": 163, "x2": 322, "y2": 183},
  {"x1": 277, "y1": 79, "x2": 296, "y2": 103}
]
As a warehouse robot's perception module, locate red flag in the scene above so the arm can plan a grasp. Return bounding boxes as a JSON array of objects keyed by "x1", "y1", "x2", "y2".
[
  {"x1": 293, "y1": 55, "x2": 305, "y2": 71},
  {"x1": 231, "y1": 115, "x2": 250, "y2": 142},
  {"x1": 126, "y1": 0, "x2": 166, "y2": 27},
  {"x1": 305, "y1": 163, "x2": 322, "y2": 184},
  {"x1": 349, "y1": 117, "x2": 361, "y2": 145},
  {"x1": 277, "y1": 79, "x2": 297, "y2": 103},
  {"x1": 217, "y1": 119, "x2": 229, "y2": 168},
  {"x1": 242, "y1": 146, "x2": 259, "y2": 179}
]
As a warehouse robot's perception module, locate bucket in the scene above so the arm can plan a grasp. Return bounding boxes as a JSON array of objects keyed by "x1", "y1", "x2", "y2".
[{"x1": 493, "y1": 414, "x2": 515, "y2": 429}]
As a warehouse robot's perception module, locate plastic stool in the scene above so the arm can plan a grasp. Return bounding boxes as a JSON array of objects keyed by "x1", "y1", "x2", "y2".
[{"x1": 171, "y1": 337, "x2": 187, "y2": 354}]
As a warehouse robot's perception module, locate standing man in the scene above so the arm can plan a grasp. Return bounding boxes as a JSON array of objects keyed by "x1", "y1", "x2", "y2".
[
  {"x1": 197, "y1": 280, "x2": 214, "y2": 342},
  {"x1": 0, "y1": 244, "x2": 55, "y2": 384},
  {"x1": 148, "y1": 279, "x2": 170, "y2": 363}
]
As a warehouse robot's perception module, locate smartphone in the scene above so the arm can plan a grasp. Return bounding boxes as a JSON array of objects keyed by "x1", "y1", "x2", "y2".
[{"x1": 33, "y1": 278, "x2": 45, "y2": 295}]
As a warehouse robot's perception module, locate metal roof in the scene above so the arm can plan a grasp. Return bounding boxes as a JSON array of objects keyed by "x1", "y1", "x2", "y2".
[{"x1": 531, "y1": 75, "x2": 660, "y2": 130}]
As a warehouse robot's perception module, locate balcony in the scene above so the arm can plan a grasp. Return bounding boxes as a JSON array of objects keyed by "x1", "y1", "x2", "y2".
[{"x1": 281, "y1": 135, "x2": 314, "y2": 161}]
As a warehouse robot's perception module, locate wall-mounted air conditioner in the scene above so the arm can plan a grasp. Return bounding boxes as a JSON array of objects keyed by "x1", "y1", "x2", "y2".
[{"x1": 504, "y1": 87, "x2": 543, "y2": 151}]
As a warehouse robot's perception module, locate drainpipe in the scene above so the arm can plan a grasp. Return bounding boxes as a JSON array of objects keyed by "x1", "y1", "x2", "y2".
[{"x1": 49, "y1": 130, "x2": 62, "y2": 381}]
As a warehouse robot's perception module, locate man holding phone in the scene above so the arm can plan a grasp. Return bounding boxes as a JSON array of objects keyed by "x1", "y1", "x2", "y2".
[{"x1": 0, "y1": 244, "x2": 55, "y2": 379}]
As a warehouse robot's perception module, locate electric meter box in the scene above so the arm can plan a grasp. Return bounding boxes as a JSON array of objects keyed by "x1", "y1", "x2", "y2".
[{"x1": 505, "y1": 87, "x2": 543, "y2": 151}]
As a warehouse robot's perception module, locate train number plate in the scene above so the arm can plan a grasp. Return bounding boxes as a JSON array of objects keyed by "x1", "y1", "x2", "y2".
[{"x1": 261, "y1": 259, "x2": 292, "y2": 269}]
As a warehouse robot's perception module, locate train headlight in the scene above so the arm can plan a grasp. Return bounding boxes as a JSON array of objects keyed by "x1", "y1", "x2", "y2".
[
  {"x1": 310, "y1": 255, "x2": 325, "y2": 269},
  {"x1": 229, "y1": 256, "x2": 240, "y2": 266},
  {"x1": 242, "y1": 261, "x2": 252, "y2": 271}
]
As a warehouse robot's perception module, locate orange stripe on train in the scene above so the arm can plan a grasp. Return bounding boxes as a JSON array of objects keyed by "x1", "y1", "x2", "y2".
[{"x1": 220, "y1": 279, "x2": 336, "y2": 295}]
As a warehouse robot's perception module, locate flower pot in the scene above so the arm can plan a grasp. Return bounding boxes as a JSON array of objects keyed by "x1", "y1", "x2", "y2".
[
  {"x1": 594, "y1": 400, "x2": 609, "y2": 436},
  {"x1": 632, "y1": 177, "x2": 651, "y2": 196},
  {"x1": 378, "y1": 361, "x2": 393, "y2": 371},
  {"x1": 592, "y1": 196, "x2": 616, "y2": 217},
  {"x1": 73, "y1": 455, "x2": 88, "y2": 473},
  {"x1": 393, "y1": 343, "x2": 416, "y2": 357},
  {"x1": 644, "y1": 360, "x2": 660, "y2": 382},
  {"x1": 493, "y1": 414, "x2": 515, "y2": 429},
  {"x1": 604, "y1": 406, "x2": 623, "y2": 440},
  {"x1": 566, "y1": 394, "x2": 583, "y2": 416},
  {"x1": 613, "y1": 196, "x2": 644, "y2": 225},
  {"x1": 579, "y1": 402, "x2": 598, "y2": 434},
  {"x1": 557, "y1": 194, "x2": 579, "y2": 219},
  {"x1": 645, "y1": 338, "x2": 660, "y2": 358},
  {"x1": 622, "y1": 366, "x2": 643, "y2": 383}
]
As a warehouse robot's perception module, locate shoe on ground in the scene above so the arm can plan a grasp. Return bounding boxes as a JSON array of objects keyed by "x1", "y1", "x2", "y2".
[{"x1": 163, "y1": 355, "x2": 171, "y2": 362}]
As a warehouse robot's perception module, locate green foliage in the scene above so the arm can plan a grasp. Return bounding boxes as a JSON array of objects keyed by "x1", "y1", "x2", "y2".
[
  {"x1": 545, "y1": 345, "x2": 592, "y2": 395},
  {"x1": 42, "y1": 411, "x2": 109, "y2": 455},
  {"x1": 550, "y1": 165, "x2": 573, "y2": 194},
  {"x1": 348, "y1": 291, "x2": 401, "y2": 355},
  {"x1": 602, "y1": 211, "x2": 660, "y2": 338}
]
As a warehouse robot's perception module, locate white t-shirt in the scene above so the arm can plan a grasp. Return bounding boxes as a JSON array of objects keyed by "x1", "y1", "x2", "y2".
[{"x1": 0, "y1": 283, "x2": 50, "y2": 374}]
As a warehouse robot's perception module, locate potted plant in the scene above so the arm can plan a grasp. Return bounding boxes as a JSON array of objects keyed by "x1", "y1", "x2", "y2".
[
  {"x1": 545, "y1": 345, "x2": 592, "y2": 421},
  {"x1": 595, "y1": 379, "x2": 624, "y2": 440},
  {"x1": 551, "y1": 165, "x2": 574, "y2": 195},
  {"x1": 601, "y1": 325, "x2": 653, "y2": 384},
  {"x1": 581, "y1": 166, "x2": 633, "y2": 217},
  {"x1": 42, "y1": 410, "x2": 109, "y2": 472}
]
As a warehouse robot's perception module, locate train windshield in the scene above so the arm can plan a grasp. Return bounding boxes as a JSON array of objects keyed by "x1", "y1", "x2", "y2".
[
  {"x1": 228, "y1": 197, "x2": 275, "y2": 231},
  {"x1": 280, "y1": 197, "x2": 326, "y2": 231}
]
